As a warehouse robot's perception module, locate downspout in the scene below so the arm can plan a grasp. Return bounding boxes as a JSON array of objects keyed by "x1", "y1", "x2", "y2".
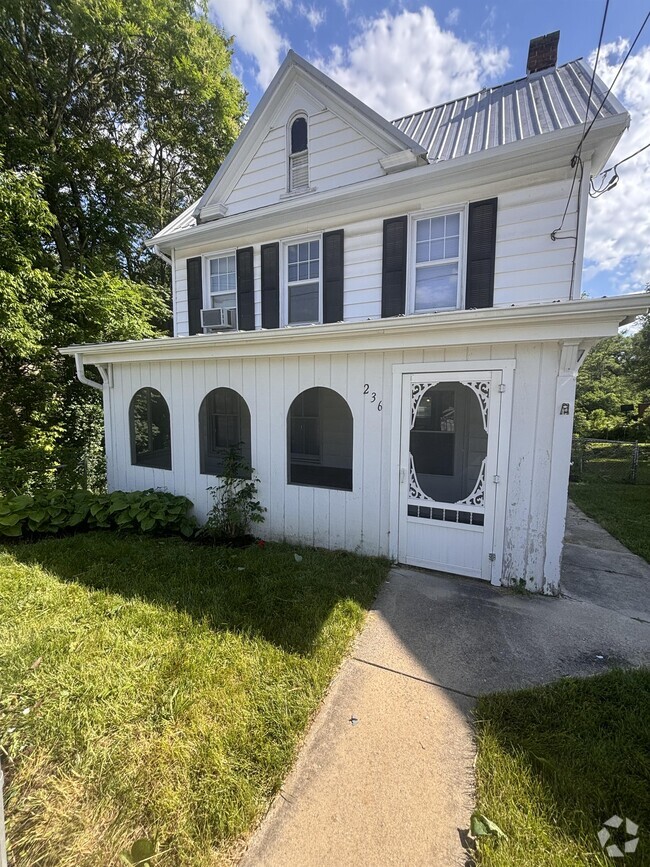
[
  {"x1": 75, "y1": 353, "x2": 107, "y2": 390},
  {"x1": 152, "y1": 244, "x2": 172, "y2": 267}
]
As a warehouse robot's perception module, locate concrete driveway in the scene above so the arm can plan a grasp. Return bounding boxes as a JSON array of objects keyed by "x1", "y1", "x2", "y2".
[{"x1": 240, "y1": 504, "x2": 650, "y2": 867}]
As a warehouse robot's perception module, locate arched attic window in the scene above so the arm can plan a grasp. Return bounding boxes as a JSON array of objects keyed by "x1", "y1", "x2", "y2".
[
  {"x1": 287, "y1": 387, "x2": 353, "y2": 490},
  {"x1": 289, "y1": 115, "x2": 309, "y2": 192},
  {"x1": 129, "y1": 387, "x2": 172, "y2": 470},
  {"x1": 199, "y1": 387, "x2": 251, "y2": 478}
]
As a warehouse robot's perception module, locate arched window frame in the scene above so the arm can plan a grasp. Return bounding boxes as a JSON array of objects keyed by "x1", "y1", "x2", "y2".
[
  {"x1": 287, "y1": 387, "x2": 353, "y2": 491},
  {"x1": 198, "y1": 387, "x2": 252, "y2": 478},
  {"x1": 287, "y1": 112, "x2": 310, "y2": 194},
  {"x1": 128, "y1": 387, "x2": 172, "y2": 470}
]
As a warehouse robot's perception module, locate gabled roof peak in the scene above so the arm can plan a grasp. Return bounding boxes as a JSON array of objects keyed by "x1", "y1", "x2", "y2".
[{"x1": 191, "y1": 49, "x2": 427, "y2": 223}]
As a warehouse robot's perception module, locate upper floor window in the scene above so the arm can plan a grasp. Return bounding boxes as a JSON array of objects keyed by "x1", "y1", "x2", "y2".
[
  {"x1": 129, "y1": 387, "x2": 171, "y2": 470},
  {"x1": 285, "y1": 237, "x2": 321, "y2": 325},
  {"x1": 411, "y1": 211, "x2": 462, "y2": 312},
  {"x1": 206, "y1": 253, "x2": 237, "y2": 330},
  {"x1": 289, "y1": 115, "x2": 309, "y2": 192}
]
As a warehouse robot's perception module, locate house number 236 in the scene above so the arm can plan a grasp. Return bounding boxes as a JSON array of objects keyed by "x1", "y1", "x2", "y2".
[{"x1": 363, "y1": 383, "x2": 383, "y2": 411}]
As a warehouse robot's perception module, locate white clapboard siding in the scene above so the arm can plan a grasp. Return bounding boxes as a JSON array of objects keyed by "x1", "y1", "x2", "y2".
[
  {"x1": 107, "y1": 339, "x2": 564, "y2": 593},
  {"x1": 222, "y1": 109, "x2": 386, "y2": 216},
  {"x1": 224, "y1": 126, "x2": 287, "y2": 215},
  {"x1": 171, "y1": 174, "x2": 580, "y2": 334}
]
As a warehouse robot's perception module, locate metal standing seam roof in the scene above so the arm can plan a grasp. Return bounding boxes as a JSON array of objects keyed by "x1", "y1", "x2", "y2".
[
  {"x1": 151, "y1": 58, "x2": 626, "y2": 243},
  {"x1": 391, "y1": 59, "x2": 625, "y2": 162}
]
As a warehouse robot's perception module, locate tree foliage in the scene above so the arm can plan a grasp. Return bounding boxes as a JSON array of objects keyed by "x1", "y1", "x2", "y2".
[
  {"x1": 0, "y1": 0, "x2": 246, "y2": 491},
  {"x1": 0, "y1": 0, "x2": 246, "y2": 278},
  {"x1": 575, "y1": 319, "x2": 650, "y2": 440},
  {"x1": 0, "y1": 159, "x2": 168, "y2": 492}
]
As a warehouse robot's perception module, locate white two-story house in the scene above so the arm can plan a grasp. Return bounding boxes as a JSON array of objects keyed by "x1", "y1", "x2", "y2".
[{"x1": 62, "y1": 33, "x2": 647, "y2": 593}]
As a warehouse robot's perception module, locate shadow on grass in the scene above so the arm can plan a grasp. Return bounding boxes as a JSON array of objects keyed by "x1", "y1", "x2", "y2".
[
  {"x1": 8, "y1": 531, "x2": 389, "y2": 655},
  {"x1": 474, "y1": 669, "x2": 650, "y2": 865}
]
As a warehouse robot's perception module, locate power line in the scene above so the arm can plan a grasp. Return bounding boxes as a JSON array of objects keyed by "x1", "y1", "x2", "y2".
[
  {"x1": 589, "y1": 140, "x2": 650, "y2": 198},
  {"x1": 610, "y1": 140, "x2": 650, "y2": 171},
  {"x1": 576, "y1": 0, "x2": 610, "y2": 159},
  {"x1": 552, "y1": 0, "x2": 609, "y2": 240},
  {"x1": 554, "y1": 4, "x2": 650, "y2": 231},
  {"x1": 578, "y1": 8, "x2": 650, "y2": 155},
  {"x1": 551, "y1": 155, "x2": 583, "y2": 240}
]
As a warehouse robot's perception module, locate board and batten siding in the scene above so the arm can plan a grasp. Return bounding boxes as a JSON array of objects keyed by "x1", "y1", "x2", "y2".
[
  {"x1": 105, "y1": 339, "x2": 565, "y2": 592},
  {"x1": 222, "y1": 109, "x2": 387, "y2": 217},
  {"x1": 172, "y1": 175, "x2": 579, "y2": 336}
]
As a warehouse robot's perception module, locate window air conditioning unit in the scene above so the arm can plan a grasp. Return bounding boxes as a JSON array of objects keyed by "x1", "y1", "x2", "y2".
[{"x1": 201, "y1": 307, "x2": 237, "y2": 332}]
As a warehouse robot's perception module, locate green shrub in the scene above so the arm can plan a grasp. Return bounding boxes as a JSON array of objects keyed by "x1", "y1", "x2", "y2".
[
  {"x1": 0, "y1": 489, "x2": 196, "y2": 539},
  {"x1": 201, "y1": 448, "x2": 265, "y2": 542},
  {"x1": 0, "y1": 444, "x2": 107, "y2": 496}
]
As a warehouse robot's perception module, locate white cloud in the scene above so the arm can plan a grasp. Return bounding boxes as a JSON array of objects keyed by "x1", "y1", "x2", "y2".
[
  {"x1": 445, "y1": 7, "x2": 460, "y2": 26},
  {"x1": 584, "y1": 41, "x2": 650, "y2": 293},
  {"x1": 311, "y1": 7, "x2": 509, "y2": 119},
  {"x1": 338, "y1": 0, "x2": 350, "y2": 13},
  {"x1": 298, "y1": 3, "x2": 325, "y2": 30},
  {"x1": 209, "y1": 0, "x2": 287, "y2": 88}
]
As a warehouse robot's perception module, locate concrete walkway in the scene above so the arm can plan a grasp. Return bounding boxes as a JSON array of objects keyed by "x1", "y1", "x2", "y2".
[{"x1": 240, "y1": 505, "x2": 650, "y2": 867}]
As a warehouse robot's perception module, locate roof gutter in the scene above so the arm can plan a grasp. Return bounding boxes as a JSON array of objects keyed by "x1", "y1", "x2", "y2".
[{"x1": 60, "y1": 295, "x2": 648, "y2": 364}]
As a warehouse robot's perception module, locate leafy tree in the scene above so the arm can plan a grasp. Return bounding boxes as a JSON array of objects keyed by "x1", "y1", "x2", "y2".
[
  {"x1": 0, "y1": 1, "x2": 247, "y2": 491},
  {"x1": 627, "y1": 313, "x2": 650, "y2": 396},
  {"x1": 0, "y1": 0, "x2": 246, "y2": 278},
  {"x1": 575, "y1": 326, "x2": 650, "y2": 440},
  {"x1": 0, "y1": 159, "x2": 167, "y2": 492}
]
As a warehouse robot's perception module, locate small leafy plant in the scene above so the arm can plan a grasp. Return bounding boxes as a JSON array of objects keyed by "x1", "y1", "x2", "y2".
[
  {"x1": 201, "y1": 448, "x2": 265, "y2": 543},
  {"x1": 0, "y1": 489, "x2": 197, "y2": 539}
]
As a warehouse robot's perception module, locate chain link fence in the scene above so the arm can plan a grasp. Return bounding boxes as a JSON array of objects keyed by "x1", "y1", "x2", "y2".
[{"x1": 570, "y1": 438, "x2": 650, "y2": 485}]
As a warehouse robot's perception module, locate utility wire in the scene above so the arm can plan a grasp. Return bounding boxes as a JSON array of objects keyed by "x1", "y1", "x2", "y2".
[
  {"x1": 605, "y1": 140, "x2": 650, "y2": 172},
  {"x1": 551, "y1": 156, "x2": 583, "y2": 240},
  {"x1": 576, "y1": 0, "x2": 610, "y2": 160},
  {"x1": 552, "y1": 0, "x2": 609, "y2": 240},
  {"x1": 578, "y1": 8, "x2": 650, "y2": 154},
  {"x1": 554, "y1": 4, "x2": 650, "y2": 231},
  {"x1": 589, "y1": 140, "x2": 650, "y2": 198}
]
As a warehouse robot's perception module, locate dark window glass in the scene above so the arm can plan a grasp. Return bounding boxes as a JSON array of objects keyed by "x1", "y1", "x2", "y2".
[
  {"x1": 410, "y1": 382, "x2": 487, "y2": 502},
  {"x1": 290, "y1": 116, "x2": 308, "y2": 153},
  {"x1": 129, "y1": 388, "x2": 171, "y2": 470},
  {"x1": 199, "y1": 388, "x2": 251, "y2": 477},
  {"x1": 288, "y1": 387, "x2": 352, "y2": 491}
]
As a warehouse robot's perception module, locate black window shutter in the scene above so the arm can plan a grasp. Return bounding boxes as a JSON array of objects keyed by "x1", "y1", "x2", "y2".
[
  {"x1": 187, "y1": 257, "x2": 203, "y2": 335},
  {"x1": 236, "y1": 247, "x2": 255, "y2": 331},
  {"x1": 381, "y1": 216, "x2": 408, "y2": 318},
  {"x1": 465, "y1": 198, "x2": 498, "y2": 309},
  {"x1": 261, "y1": 242, "x2": 280, "y2": 329},
  {"x1": 322, "y1": 230, "x2": 344, "y2": 323}
]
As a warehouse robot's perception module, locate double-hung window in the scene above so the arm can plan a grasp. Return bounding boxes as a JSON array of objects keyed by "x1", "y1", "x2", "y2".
[
  {"x1": 208, "y1": 253, "x2": 237, "y2": 328},
  {"x1": 412, "y1": 211, "x2": 462, "y2": 312},
  {"x1": 286, "y1": 238, "x2": 321, "y2": 325}
]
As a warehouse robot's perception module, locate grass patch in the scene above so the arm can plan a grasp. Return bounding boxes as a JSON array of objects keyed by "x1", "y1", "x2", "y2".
[
  {"x1": 0, "y1": 532, "x2": 389, "y2": 866},
  {"x1": 474, "y1": 669, "x2": 650, "y2": 866},
  {"x1": 569, "y1": 482, "x2": 650, "y2": 562}
]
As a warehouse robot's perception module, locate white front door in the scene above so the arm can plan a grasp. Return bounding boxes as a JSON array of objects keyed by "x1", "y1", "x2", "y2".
[{"x1": 397, "y1": 370, "x2": 503, "y2": 581}]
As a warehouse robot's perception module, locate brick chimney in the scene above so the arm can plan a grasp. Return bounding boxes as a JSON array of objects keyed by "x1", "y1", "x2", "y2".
[{"x1": 526, "y1": 31, "x2": 560, "y2": 74}]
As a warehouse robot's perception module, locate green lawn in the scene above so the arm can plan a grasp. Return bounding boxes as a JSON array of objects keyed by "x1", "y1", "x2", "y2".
[
  {"x1": 474, "y1": 669, "x2": 650, "y2": 866},
  {"x1": 569, "y1": 481, "x2": 650, "y2": 562},
  {"x1": 0, "y1": 533, "x2": 389, "y2": 866}
]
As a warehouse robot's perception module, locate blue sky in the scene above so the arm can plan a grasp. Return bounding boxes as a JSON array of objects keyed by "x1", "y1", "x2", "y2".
[{"x1": 208, "y1": 1, "x2": 650, "y2": 297}]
